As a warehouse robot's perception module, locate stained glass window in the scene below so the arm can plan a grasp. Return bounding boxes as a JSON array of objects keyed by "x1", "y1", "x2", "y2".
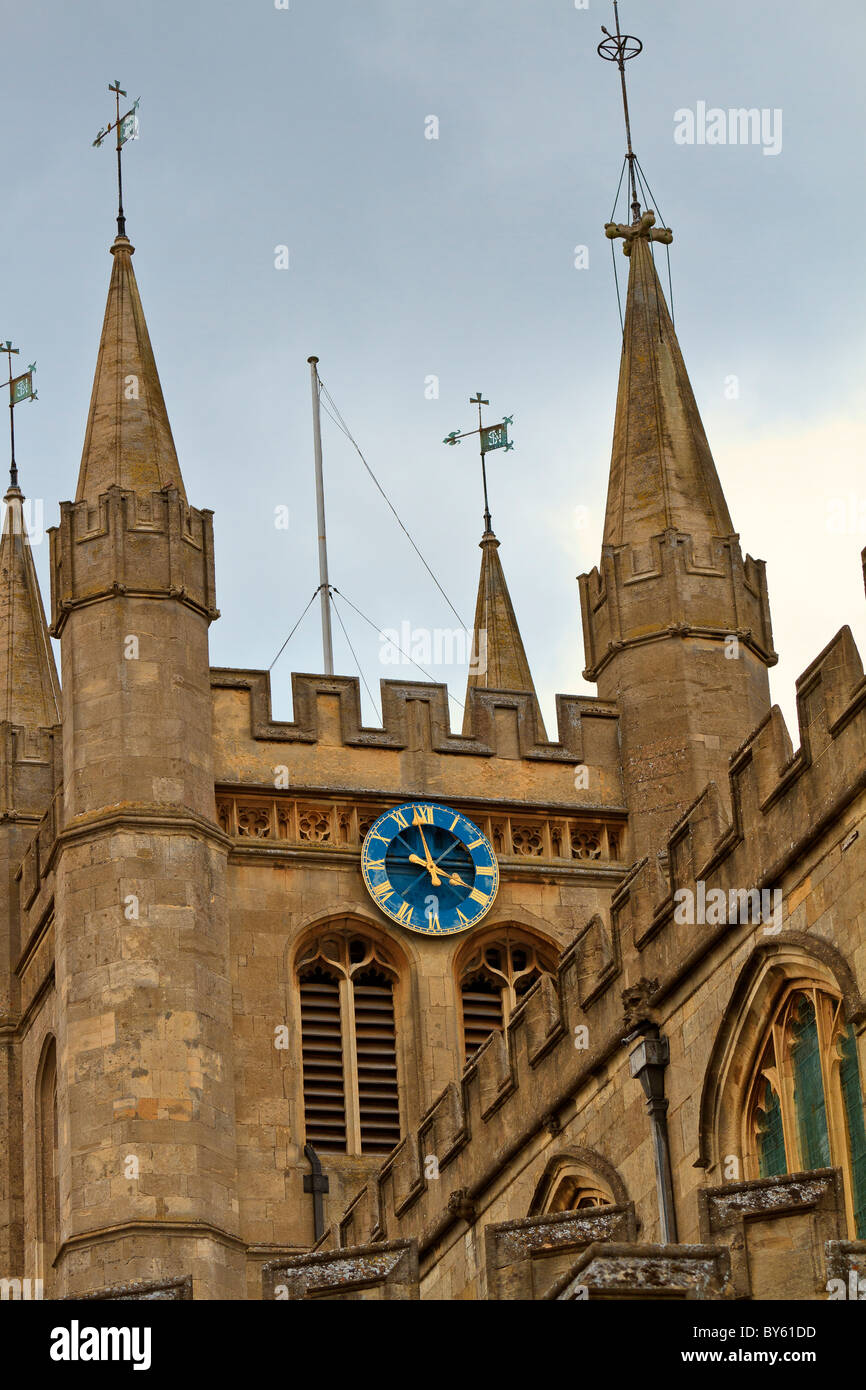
[{"x1": 746, "y1": 987, "x2": 866, "y2": 1240}]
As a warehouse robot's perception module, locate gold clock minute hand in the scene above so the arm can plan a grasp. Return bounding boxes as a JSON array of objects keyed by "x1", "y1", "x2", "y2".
[
  {"x1": 412, "y1": 812, "x2": 442, "y2": 878},
  {"x1": 412, "y1": 814, "x2": 434, "y2": 862}
]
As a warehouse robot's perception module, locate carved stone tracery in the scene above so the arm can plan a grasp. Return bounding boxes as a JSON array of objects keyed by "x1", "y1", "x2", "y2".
[{"x1": 216, "y1": 793, "x2": 626, "y2": 866}]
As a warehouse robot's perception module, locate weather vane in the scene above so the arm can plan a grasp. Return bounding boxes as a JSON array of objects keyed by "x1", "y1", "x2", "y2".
[
  {"x1": 598, "y1": 1, "x2": 644, "y2": 225},
  {"x1": 599, "y1": 3, "x2": 673, "y2": 258},
  {"x1": 2, "y1": 341, "x2": 37, "y2": 490},
  {"x1": 93, "y1": 80, "x2": 140, "y2": 238},
  {"x1": 443, "y1": 393, "x2": 514, "y2": 535}
]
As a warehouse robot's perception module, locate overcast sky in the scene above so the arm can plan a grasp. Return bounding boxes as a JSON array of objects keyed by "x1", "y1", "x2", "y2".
[{"x1": 3, "y1": 0, "x2": 865, "y2": 744}]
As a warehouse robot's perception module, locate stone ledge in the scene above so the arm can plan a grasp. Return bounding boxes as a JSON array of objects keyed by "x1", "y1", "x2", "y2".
[
  {"x1": 547, "y1": 1241, "x2": 733, "y2": 1300},
  {"x1": 263, "y1": 1238, "x2": 418, "y2": 1300},
  {"x1": 61, "y1": 1275, "x2": 193, "y2": 1302}
]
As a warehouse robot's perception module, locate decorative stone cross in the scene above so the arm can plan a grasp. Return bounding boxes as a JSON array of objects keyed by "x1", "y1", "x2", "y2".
[{"x1": 605, "y1": 209, "x2": 674, "y2": 257}]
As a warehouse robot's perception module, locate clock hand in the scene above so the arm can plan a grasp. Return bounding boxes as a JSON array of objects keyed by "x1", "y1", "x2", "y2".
[
  {"x1": 408, "y1": 852, "x2": 444, "y2": 887},
  {"x1": 412, "y1": 813, "x2": 437, "y2": 866},
  {"x1": 411, "y1": 811, "x2": 448, "y2": 884}
]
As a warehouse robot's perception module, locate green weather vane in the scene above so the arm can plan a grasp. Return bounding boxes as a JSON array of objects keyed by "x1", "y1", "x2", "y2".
[
  {"x1": 93, "y1": 80, "x2": 140, "y2": 238},
  {"x1": 2, "y1": 340, "x2": 37, "y2": 490},
  {"x1": 444, "y1": 392, "x2": 514, "y2": 535}
]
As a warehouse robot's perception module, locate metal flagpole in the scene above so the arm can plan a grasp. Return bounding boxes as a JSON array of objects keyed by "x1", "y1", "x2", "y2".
[
  {"x1": 308, "y1": 356, "x2": 334, "y2": 675},
  {"x1": 3, "y1": 341, "x2": 20, "y2": 488},
  {"x1": 598, "y1": 2, "x2": 645, "y2": 224},
  {"x1": 3, "y1": 342, "x2": 37, "y2": 490}
]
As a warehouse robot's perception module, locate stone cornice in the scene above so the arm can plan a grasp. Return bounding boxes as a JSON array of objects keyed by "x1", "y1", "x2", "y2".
[{"x1": 56, "y1": 804, "x2": 231, "y2": 854}]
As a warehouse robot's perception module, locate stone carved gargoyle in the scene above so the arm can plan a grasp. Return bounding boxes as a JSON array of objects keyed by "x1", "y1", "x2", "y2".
[{"x1": 621, "y1": 976, "x2": 660, "y2": 1032}]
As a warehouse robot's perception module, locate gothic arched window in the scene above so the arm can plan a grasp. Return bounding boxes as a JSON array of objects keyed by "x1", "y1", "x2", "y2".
[
  {"x1": 459, "y1": 931, "x2": 556, "y2": 1060},
  {"x1": 745, "y1": 986, "x2": 866, "y2": 1237},
  {"x1": 297, "y1": 930, "x2": 401, "y2": 1156}
]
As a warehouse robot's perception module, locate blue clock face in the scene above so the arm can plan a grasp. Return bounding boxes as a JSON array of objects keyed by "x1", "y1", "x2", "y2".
[{"x1": 361, "y1": 802, "x2": 499, "y2": 936}]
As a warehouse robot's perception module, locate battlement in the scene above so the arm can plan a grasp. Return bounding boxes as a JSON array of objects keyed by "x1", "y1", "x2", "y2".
[
  {"x1": 16, "y1": 786, "x2": 63, "y2": 926},
  {"x1": 579, "y1": 529, "x2": 776, "y2": 681},
  {"x1": 48, "y1": 485, "x2": 218, "y2": 637},
  {"x1": 210, "y1": 668, "x2": 626, "y2": 807},
  {"x1": 0, "y1": 722, "x2": 61, "y2": 823},
  {"x1": 606, "y1": 624, "x2": 865, "y2": 956}
]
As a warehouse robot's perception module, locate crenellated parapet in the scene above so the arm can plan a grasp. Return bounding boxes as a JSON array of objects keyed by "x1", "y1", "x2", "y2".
[
  {"x1": 213, "y1": 668, "x2": 616, "y2": 760},
  {"x1": 579, "y1": 529, "x2": 777, "y2": 682},
  {"x1": 48, "y1": 485, "x2": 218, "y2": 638},
  {"x1": 0, "y1": 723, "x2": 62, "y2": 825},
  {"x1": 16, "y1": 788, "x2": 63, "y2": 929},
  {"x1": 211, "y1": 667, "x2": 627, "y2": 807},
  {"x1": 213, "y1": 668, "x2": 622, "y2": 765},
  {"x1": 601, "y1": 624, "x2": 864, "y2": 956}
]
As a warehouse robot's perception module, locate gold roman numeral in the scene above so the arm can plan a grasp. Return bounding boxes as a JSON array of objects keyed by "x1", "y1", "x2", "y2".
[
  {"x1": 469, "y1": 888, "x2": 488, "y2": 905},
  {"x1": 372, "y1": 880, "x2": 393, "y2": 901},
  {"x1": 391, "y1": 809, "x2": 409, "y2": 830},
  {"x1": 412, "y1": 805, "x2": 434, "y2": 824},
  {"x1": 467, "y1": 837, "x2": 484, "y2": 850},
  {"x1": 394, "y1": 901, "x2": 414, "y2": 926},
  {"x1": 456, "y1": 908, "x2": 470, "y2": 926}
]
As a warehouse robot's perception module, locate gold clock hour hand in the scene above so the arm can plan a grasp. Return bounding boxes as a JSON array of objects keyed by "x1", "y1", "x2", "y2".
[
  {"x1": 408, "y1": 852, "x2": 443, "y2": 886},
  {"x1": 446, "y1": 872, "x2": 470, "y2": 889}
]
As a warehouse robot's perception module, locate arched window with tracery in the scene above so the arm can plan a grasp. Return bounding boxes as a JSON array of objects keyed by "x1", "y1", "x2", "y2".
[
  {"x1": 297, "y1": 929, "x2": 401, "y2": 1156},
  {"x1": 459, "y1": 931, "x2": 556, "y2": 1060},
  {"x1": 36, "y1": 1036, "x2": 59, "y2": 1282},
  {"x1": 745, "y1": 985, "x2": 866, "y2": 1237}
]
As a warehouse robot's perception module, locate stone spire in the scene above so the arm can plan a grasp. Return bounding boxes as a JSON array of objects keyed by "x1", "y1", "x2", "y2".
[
  {"x1": 602, "y1": 215, "x2": 734, "y2": 547},
  {"x1": 579, "y1": 213, "x2": 776, "y2": 862},
  {"x1": 463, "y1": 530, "x2": 547, "y2": 739},
  {"x1": 0, "y1": 486, "x2": 60, "y2": 728},
  {"x1": 75, "y1": 236, "x2": 186, "y2": 505}
]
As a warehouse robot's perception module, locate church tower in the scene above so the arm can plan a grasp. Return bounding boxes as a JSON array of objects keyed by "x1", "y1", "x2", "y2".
[{"x1": 46, "y1": 231, "x2": 242, "y2": 1298}]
